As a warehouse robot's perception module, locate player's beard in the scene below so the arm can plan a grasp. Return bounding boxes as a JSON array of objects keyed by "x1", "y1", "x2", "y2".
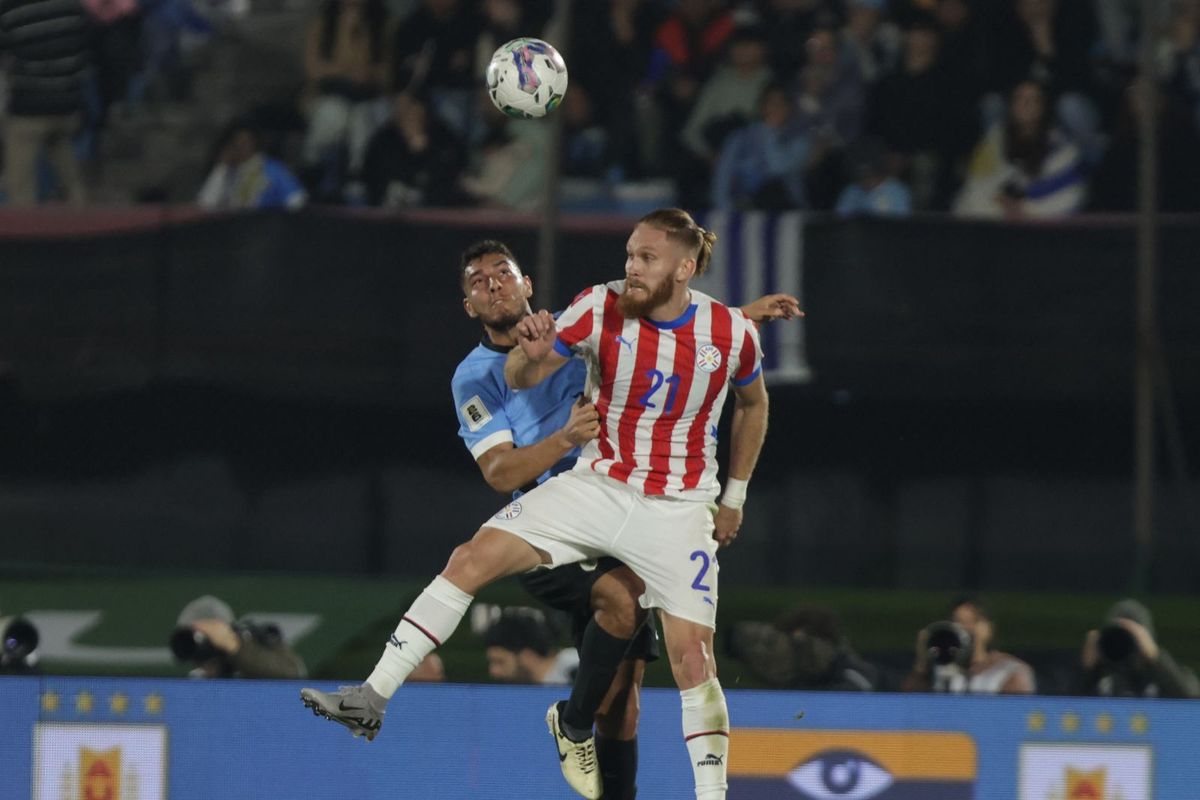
[
  {"x1": 618, "y1": 277, "x2": 673, "y2": 319},
  {"x1": 486, "y1": 306, "x2": 528, "y2": 333}
]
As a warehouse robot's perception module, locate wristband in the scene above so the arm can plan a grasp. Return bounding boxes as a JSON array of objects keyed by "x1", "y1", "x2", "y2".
[{"x1": 720, "y1": 477, "x2": 748, "y2": 510}]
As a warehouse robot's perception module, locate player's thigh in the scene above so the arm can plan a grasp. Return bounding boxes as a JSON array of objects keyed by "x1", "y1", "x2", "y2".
[
  {"x1": 486, "y1": 472, "x2": 633, "y2": 568},
  {"x1": 613, "y1": 499, "x2": 719, "y2": 630}
]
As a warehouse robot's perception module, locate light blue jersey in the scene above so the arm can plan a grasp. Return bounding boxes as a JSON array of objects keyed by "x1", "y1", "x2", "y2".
[{"x1": 452, "y1": 338, "x2": 589, "y2": 488}]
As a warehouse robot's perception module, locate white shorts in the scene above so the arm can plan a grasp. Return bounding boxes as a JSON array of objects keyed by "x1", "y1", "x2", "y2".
[{"x1": 486, "y1": 470, "x2": 720, "y2": 629}]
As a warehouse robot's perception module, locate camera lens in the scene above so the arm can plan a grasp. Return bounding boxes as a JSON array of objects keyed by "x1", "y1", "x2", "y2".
[
  {"x1": 925, "y1": 621, "x2": 970, "y2": 667},
  {"x1": 1098, "y1": 624, "x2": 1136, "y2": 662},
  {"x1": 1, "y1": 618, "x2": 39, "y2": 658},
  {"x1": 170, "y1": 627, "x2": 217, "y2": 663}
]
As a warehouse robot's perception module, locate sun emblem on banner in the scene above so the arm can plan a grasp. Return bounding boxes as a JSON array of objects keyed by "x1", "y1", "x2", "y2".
[
  {"x1": 81, "y1": 748, "x2": 121, "y2": 800},
  {"x1": 696, "y1": 344, "x2": 722, "y2": 373}
]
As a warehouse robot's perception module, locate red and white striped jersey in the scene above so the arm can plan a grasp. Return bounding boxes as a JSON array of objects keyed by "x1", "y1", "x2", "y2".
[{"x1": 552, "y1": 280, "x2": 763, "y2": 499}]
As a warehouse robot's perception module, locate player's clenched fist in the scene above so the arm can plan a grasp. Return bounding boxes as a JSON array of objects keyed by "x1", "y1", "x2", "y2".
[
  {"x1": 713, "y1": 504, "x2": 743, "y2": 548},
  {"x1": 515, "y1": 309, "x2": 557, "y2": 361},
  {"x1": 559, "y1": 396, "x2": 601, "y2": 447}
]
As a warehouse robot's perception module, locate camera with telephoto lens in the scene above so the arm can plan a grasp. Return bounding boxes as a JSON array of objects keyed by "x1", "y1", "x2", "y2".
[
  {"x1": 0, "y1": 616, "x2": 40, "y2": 672},
  {"x1": 925, "y1": 621, "x2": 973, "y2": 668},
  {"x1": 1098, "y1": 623, "x2": 1137, "y2": 663},
  {"x1": 169, "y1": 620, "x2": 283, "y2": 664}
]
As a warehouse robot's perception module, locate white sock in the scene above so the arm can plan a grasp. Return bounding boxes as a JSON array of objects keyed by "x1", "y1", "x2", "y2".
[
  {"x1": 366, "y1": 575, "x2": 473, "y2": 699},
  {"x1": 681, "y1": 678, "x2": 729, "y2": 800}
]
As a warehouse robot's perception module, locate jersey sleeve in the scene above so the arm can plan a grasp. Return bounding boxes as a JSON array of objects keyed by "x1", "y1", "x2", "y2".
[
  {"x1": 451, "y1": 369, "x2": 514, "y2": 460},
  {"x1": 554, "y1": 285, "x2": 600, "y2": 358},
  {"x1": 730, "y1": 311, "x2": 764, "y2": 386}
]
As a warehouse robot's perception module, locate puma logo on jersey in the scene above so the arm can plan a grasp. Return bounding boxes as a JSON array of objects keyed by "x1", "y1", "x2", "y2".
[{"x1": 615, "y1": 335, "x2": 636, "y2": 354}]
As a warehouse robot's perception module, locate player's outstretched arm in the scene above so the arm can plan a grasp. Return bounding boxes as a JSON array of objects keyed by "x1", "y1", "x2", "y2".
[
  {"x1": 506, "y1": 309, "x2": 570, "y2": 389},
  {"x1": 740, "y1": 293, "x2": 803, "y2": 324},
  {"x1": 714, "y1": 374, "x2": 769, "y2": 548}
]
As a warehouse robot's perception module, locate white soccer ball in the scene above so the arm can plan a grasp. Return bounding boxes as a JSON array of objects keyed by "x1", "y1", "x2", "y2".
[{"x1": 485, "y1": 37, "x2": 568, "y2": 120}]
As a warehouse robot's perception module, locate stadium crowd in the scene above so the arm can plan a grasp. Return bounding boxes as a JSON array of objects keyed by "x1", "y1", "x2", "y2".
[{"x1": 3, "y1": 0, "x2": 1200, "y2": 213}]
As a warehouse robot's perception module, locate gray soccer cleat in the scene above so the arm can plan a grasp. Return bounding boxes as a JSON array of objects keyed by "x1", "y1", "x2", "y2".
[
  {"x1": 546, "y1": 701, "x2": 601, "y2": 799},
  {"x1": 300, "y1": 684, "x2": 387, "y2": 741}
]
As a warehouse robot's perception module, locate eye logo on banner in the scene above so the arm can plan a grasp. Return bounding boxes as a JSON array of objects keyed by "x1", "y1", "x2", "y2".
[
  {"x1": 1018, "y1": 744, "x2": 1151, "y2": 800},
  {"x1": 33, "y1": 723, "x2": 167, "y2": 800},
  {"x1": 728, "y1": 729, "x2": 977, "y2": 799}
]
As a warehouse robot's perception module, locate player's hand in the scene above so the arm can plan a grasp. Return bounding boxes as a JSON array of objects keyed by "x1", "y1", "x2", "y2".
[
  {"x1": 713, "y1": 503, "x2": 742, "y2": 549},
  {"x1": 191, "y1": 619, "x2": 242, "y2": 654},
  {"x1": 559, "y1": 395, "x2": 600, "y2": 447},
  {"x1": 515, "y1": 309, "x2": 558, "y2": 362},
  {"x1": 742, "y1": 293, "x2": 803, "y2": 324}
]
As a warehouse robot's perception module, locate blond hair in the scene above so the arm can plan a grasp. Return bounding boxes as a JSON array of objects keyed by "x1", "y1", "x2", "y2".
[{"x1": 637, "y1": 208, "x2": 717, "y2": 276}]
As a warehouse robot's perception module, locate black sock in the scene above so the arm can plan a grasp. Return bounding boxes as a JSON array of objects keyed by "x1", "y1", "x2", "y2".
[
  {"x1": 561, "y1": 619, "x2": 631, "y2": 736},
  {"x1": 597, "y1": 736, "x2": 638, "y2": 800}
]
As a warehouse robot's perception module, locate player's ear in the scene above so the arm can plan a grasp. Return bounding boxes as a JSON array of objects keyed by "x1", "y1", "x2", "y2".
[
  {"x1": 676, "y1": 257, "x2": 697, "y2": 283},
  {"x1": 463, "y1": 296, "x2": 478, "y2": 319},
  {"x1": 521, "y1": 274, "x2": 533, "y2": 298}
]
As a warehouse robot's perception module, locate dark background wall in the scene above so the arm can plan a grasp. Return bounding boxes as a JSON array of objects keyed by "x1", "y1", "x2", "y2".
[{"x1": 1, "y1": 210, "x2": 1198, "y2": 591}]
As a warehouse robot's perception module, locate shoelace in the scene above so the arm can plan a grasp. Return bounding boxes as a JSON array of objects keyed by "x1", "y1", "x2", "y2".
[{"x1": 572, "y1": 739, "x2": 598, "y2": 775}]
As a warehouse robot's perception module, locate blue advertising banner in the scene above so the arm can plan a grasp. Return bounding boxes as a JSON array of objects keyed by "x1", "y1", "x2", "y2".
[{"x1": 2, "y1": 676, "x2": 1197, "y2": 799}]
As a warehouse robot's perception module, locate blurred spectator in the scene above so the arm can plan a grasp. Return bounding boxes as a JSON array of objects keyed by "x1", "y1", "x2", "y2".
[
  {"x1": 569, "y1": 0, "x2": 662, "y2": 177},
  {"x1": 641, "y1": 0, "x2": 736, "y2": 174},
  {"x1": 1087, "y1": 80, "x2": 1200, "y2": 212},
  {"x1": 711, "y1": 82, "x2": 809, "y2": 210},
  {"x1": 483, "y1": 607, "x2": 578, "y2": 685},
  {"x1": 1078, "y1": 599, "x2": 1200, "y2": 698},
  {"x1": 793, "y1": 24, "x2": 866, "y2": 208},
  {"x1": 987, "y1": 0, "x2": 1102, "y2": 157},
  {"x1": 760, "y1": 0, "x2": 840, "y2": 81},
  {"x1": 902, "y1": 595, "x2": 1035, "y2": 694},
  {"x1": 302, "y1": 0, "x2": 390, "y2": 185},
  {"x1": 459, "y1": 94, "x2": 548, "y2": 211},
  {"x1": 1158, "y1": 0, "x2": 1200, "y2": 129},
  {"x1": 390, "y1": 0, "x2": 482, "y2": 136},
  {"x1": 561, "y1": 84, "x2": 610, "y2": 179},
  {"x1": 930, "y1": 0, "x2": 994, "y2": 106},
  {"x1": 835, "y1": 136, "x2": 912, "y2": 216},
  {"x1": 362, "y1": 92, "x2": 466, "y2": 207},
  {"x1": 170, "y1": 595, "x2": 306, "y2": 679},
  {"x1": 197, "y1": 120, "x2": 307, "y2": 210},
  {"x1": 0, "y1": 0, "x2": 91, "y2": 205},
  {"x1": 953, "y1": 79, "x2": 1087, "y2": 219},
  {"x1": 680, "y1": 26, "x2": 773, "y2": 162},
  {"x1": 870, "y1": 14, "x2": 974, "y2": 209},
  {"x1": 841, "y1": 0, "x2": 900, "y2": 86},
  {"x1": 727, "y1": 605, "x2": 879, "y2": 691},
  {"x1": 678, "y1": 25, "x2": 773, "y2": 204},
  {"x1": 408, "y1": 652, "x2": 445, "y2": 682}
]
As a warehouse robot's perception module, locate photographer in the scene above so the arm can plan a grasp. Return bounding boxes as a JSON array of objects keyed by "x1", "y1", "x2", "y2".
[
  {"x1": 171, "y1": 595, "x2": 305, "y2": 679},
  {"x1": 482, "y1": 607, "x2": 579, "y2": 685},
  {"x1": 727, "y1": 605, "x2": 879, "y2": 691},
  {"x1": 903, "y1": 596, "x2": 1035, "y2": 694},
  {"x1": 1078, "y1": 599, "x2": 1199, "y2": 699}
]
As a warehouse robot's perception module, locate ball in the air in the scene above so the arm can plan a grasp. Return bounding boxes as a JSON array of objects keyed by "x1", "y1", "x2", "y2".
[{"x1": 485, "y1": 37, "x2": 568, "y2": 119}]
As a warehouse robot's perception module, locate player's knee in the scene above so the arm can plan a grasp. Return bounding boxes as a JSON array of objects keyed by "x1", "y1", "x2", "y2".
[
  {"x1": 674, "y1": 642, "x2": 716, "y2": 688},
  {"x1": 591, "y1": 572, "x2": 645, "y2": 639},
  {"x1": 443, "y1": 540, "x2": 490, "y2": 591}
]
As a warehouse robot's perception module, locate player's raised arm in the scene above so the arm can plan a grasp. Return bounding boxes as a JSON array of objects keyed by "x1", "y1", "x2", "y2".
[
  {"x1": 505, "y1": 309, "x2": 571, "y2": 389},
  {"x1": 714, "y1": 373, "x2": 769, "y2": 549}
]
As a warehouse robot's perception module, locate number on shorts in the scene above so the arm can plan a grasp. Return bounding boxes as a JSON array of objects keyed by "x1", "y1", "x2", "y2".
[{"x1": 689, "y1": 550, "x2": 712, "y2": 592}]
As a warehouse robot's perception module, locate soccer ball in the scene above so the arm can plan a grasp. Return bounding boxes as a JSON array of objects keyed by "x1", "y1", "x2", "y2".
[{"x1": 485, "y1": 37, "x2": 568, "y2": 120}]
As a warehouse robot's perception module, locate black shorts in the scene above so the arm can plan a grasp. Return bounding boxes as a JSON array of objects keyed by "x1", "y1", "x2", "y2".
[{"x1": 518, "y1": 557, "x2": 660, "y2": 663}]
